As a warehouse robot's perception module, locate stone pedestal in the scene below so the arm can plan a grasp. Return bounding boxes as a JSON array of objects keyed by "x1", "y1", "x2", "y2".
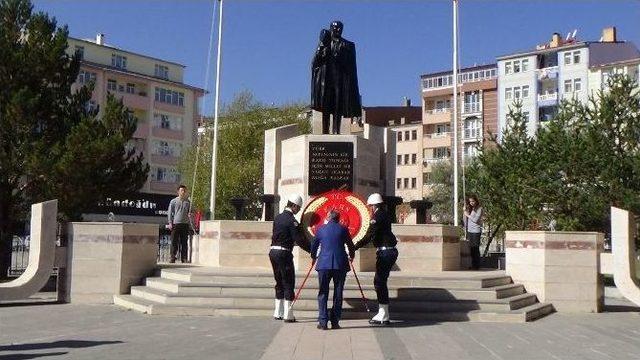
[
  {"x1": 505, "y1": 231, "x2": 604, "y2": 312},
  {"x1": 67, "y1": 222, "x2": 158, "y2": 304},
  {"x1": 199, "y1": 220, "x2": 273, "y2": 269},
  {"x1": 311, "y1": 110, "x2": 352, "y2": 135},
  {"x1": 277, "y1": 134, "x2": 381, "y2": 211},
  {"x1": 393, "y1": 224, "x2": 461, "y2": 271},
  {"x1": 264, "y1": 124, "x2": 299, "y2": 220}
]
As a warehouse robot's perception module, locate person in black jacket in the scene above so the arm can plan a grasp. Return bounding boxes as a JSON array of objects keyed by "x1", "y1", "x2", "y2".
[
  {"x1": 269, "y1": 194, "x2": 310, "y2": 322},
  {"x1": 354, "y1": 193, "x2": 398, "y2": 325}
]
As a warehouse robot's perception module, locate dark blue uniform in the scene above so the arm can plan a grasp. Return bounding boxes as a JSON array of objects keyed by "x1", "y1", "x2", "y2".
[
  {"x1": 269, "y1": 209, "x2": 310, "y2": 301},
  {"x1": 311, "y1": 219, "x2": 355, "y2": 328},
  {"x1": 354, "y1": 208, "x2": 398, "y2": 304}
]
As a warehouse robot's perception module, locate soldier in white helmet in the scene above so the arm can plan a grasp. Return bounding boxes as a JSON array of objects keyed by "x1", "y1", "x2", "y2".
[
  {"x1": 354, "y1": 193, "x2": 398, "y2": 325},
  {"x1": 269, "y1": 194, "x2": 310, "y2": 322}
]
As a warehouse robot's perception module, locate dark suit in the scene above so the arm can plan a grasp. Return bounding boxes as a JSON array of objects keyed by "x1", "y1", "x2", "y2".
[
  {"x1": 354, "y1": 208, "x2": 398, "y2": 305},
  {"x1": 311, "y1": 219, "x2": 355, "y2": 327}
]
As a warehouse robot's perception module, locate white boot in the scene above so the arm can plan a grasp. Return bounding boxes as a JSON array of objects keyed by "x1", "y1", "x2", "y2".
[
  {"x1": 369, "y1": 304, "x2": 389, "y2": 325},
  {"x1": 273, "y1": 299, "x2": 284, "y2": 320},
  {"x1": 283, "y1": 300, "x2": 296, "y2": 323}
]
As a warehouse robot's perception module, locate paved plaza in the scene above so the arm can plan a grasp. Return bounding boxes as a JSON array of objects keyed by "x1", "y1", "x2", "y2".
[{"x1": 1, "y1": 298, "x2": 639, "y2": 360}]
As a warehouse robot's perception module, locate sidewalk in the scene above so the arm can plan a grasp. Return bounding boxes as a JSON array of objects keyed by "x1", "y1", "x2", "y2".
[{"x1": 1, "y1": 301, "x2": 639, "y2": 360}]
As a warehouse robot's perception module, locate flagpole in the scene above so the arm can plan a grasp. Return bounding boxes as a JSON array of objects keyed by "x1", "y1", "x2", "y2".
[
  {"x1": 209, "y1": 0, "x2": 224, "y2": 219},
  {"x1": 452, "y1": 0, "x2": 459, "y2": 226}
]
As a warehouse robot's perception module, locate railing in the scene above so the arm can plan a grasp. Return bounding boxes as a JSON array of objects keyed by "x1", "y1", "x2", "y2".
[
  {"x1": 425, "y1": 108, "x2": 451, "y2": 115},
  {"x1": 426, "y1": 131, "x2": 451, "y2": 139},
  {"x1": 463, "y1": 103, "x2": 481, "y2": 114},
  {"x1": 538, "y1": 93, "x2": 558, "y2": 102},
  {"x1": 10, "y1": 235, "x2": 30, "y2": 276},
  {"x1": 423, "y1": 157, "x2": 450, "y2": 165}
]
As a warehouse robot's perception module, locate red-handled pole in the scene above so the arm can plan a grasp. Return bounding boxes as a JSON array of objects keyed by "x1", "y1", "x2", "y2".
[
  {"x1": 350, "y1": 259, "x2": 371, "y2": 312},
  {"x1": 290, "y1": 259, "x2": 316, "y2": 309}
]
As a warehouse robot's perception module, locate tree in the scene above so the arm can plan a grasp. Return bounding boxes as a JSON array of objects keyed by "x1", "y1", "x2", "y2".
[
  {"x1": 178, "y1": 91, "x2": 310, "y2": 220},
  {"x1": 466, "y1": 75, "x2": 640, "y2": 236},
  {"x1": 0, "y1": 0, "x2": 148, "y2": 278}
]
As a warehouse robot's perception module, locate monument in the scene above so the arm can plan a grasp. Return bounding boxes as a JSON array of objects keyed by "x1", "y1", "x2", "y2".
[{"x1": 311, "y1": 21, "x2": 362, "y2": 135}]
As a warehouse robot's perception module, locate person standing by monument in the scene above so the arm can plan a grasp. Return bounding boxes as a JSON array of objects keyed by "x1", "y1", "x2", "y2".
[
  {"x1": 167, "y1": 185, "x2": 192, "y2": 263},
  {"x1": 463, "y1": 195, "x2": 483, "y2": 270},
  {"x1": 310, "y1": 210, "x2": 355, "y2": 330},
  {"x1": 354, "y1": 193, "x2": 398, "y2": 325},
  {"x1": 269, "y1": 194, "x2": 310, "y2": 322},
  {"x1": 311, "y1": 20, "x2": 362, "y2": 134}
]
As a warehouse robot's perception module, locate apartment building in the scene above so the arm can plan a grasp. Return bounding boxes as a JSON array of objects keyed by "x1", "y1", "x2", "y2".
[
  {"x1": 360, "y1": 104, "x2": 423, "y2": 201},
  {"x1": 497, "y1": 27, "x2": 639, "y2": 138},
  {"x1": 588, "y1": 57, "x2": 640, "y2": 93},
  {"x1": 67, "y1": 34, "x2": 205, "y2": 199},
  {"x1": 420, "y1": 64, "x2": 498, "y2": 196}
]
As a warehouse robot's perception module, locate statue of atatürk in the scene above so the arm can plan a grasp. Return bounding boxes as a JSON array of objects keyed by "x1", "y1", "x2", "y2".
[{"x1": 311, "y1": 21, "x2": 362, "y2": 135}]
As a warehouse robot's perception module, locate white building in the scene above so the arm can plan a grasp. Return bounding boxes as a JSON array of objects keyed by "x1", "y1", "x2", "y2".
[{"x1": 497, "y1": 27, "x2": 639, "y2": 138}]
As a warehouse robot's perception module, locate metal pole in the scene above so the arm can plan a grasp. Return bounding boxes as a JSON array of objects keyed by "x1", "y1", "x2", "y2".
[
  {"x1": 452, "y1": 0, "x2": 459, "y2": 226},
  {"x1": 209, "y1": 0, "x2": 224, "y2": 219}
]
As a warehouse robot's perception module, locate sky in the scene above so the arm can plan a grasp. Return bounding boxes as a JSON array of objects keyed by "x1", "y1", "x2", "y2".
[{"x1": 33, "y1": 0, "x2": 640, "y2": 115}]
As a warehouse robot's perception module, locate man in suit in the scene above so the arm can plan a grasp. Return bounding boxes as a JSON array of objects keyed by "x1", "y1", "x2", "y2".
[{"x1": 311, "y1": 210, "x2": 356, "y2": 330}]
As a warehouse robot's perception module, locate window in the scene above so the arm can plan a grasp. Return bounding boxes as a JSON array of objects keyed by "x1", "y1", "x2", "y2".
[
  {"x1": 514, "y1": 87, "x2": 521, "y2": 99},
  {"x1": 126, "y1": 83, "x2": 135, "y2": 94},
  {"x1": 573, "y1": 51, "x2": 581, "y2": 64},
  {"x1": 434, "y1": 147, "x2": 450, "y2": 159},
  {"x1": 464, "y1": 118, "x2": 480, "y2": 139},
  {"x1": 153, "y1": 113, "x2": 183, "y2": 131},
  {"x1": 111, "y1": 54, "x2": 127, "y2": 69},
  {"x1": 74, "y1": 46, "x2": 84, "y2": 60},
  {"x1": 411, "y1": 178, "x2": 417, "y2": 189},
  {"x1": 523, "y1": 112, "x2": 530, "y2": 126},
  {"x1": 423, "y1": 173, "x2": 431, "y2": 185},
  {"x1": 78, "y1": 70, "x2": 96, "y2": 84},
  {"x1": 522, "y1": 85, "x2": 529, "y2": 98},
  {"x1": 564, "y1": 79, "x2": 573, "y2": 93},
  {"x1": 564, "y1": 52, "x2": 572, "y2": 65},
  {"x1": 436, "y1": 124, "x2": 449, "y2": 134},
  {"x1": 404, "y1": 154, "x2": 409, "y2": 164},
  {"x1": 404, "y1": 131, "x2": 410, "y2": 140},
  {"x1": 403, "y1": 178, "x2": 409, "y2": 189},
  {"x1": 397, "y1": 131, "x2": 402, "y2": 142},
  {"x1": 154, "y1": 64, "x2": 169, "y2": 79},
  {"x1": 505, "y1": 61, "x2": 512, "y2": 75},
  {"x1": 411, "y1": 154, "x2": 417, "y2": 164},
  {"x1": 574, "y1": 78, "x2": 582, "y2": 92},
  {"x1": 118, "y1": 84, "x2": 125, "y2": 92},
  {"x1": 107, "y1": 79, "x2": 117, "y2": 91},
  {"x1": 397, "y1": 155, "x2": 402, "y2": 165},
  {"x1": 513, "y1": 60, "x2": 521, "y2": 73},
  {"x1": 397, "y1": 178, "x2": 402, "y2": 189},
  {"x1": 505, "y1": 88, "x2": 512, "y2": 100},
  {"x1": 154, "y1": 87, "x2": 185, "y2": 107},
  {"x1": 522, "y1": 59, "x2": 529, "y2": 72},
  {"x1": 411, "y1": 130, "x2": 417, "y2": 140}
]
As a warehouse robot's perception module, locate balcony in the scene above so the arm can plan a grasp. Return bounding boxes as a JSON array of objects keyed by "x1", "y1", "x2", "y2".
[
  {"x1": 150, "y1": 154, "x2": 179, "y2": 166},
  {"x1": 462, "y1": 102, "x2": 481, "y2": 114},
  {"x1": 424, "y1": 132, "x2": 452, "y2": 148},
  {"x1": 120, "y1": 92, "x2": 150, "y2": 110},
  {"x1": 154, "y1": 100, "x2": 186, "y2": 115},
  {"x1": 150, "y1": 180, "x2": 180, "y2": 193},
  {"x1": 133, "y1": 121, "x2": 149, "y2": 139},
  {"x1": 537, "y1": 92, "x2": 558, "y2": 107},
  {"x1": 537, "y1": 66, "x2": 559, "y2": 81},
  {"x1": 152, "y1": 127, "x2": 184, "y2": 140},
  {"x1": 423, "y1": 108, "x2": 452, "y2": 125}
]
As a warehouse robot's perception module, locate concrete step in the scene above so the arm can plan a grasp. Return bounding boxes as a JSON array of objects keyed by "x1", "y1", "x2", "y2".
[
  {"x1": 114, "y1": 294, "x2": 547, "y2": 323},
  {"x1": 146, "y1": 277, "x2": 526, "y2": 302},
  {"x1": 159, "y1": 268, "x2": 512, "y2": 289},
  {"x1": 131, "y1": 285, "x2": 536, "y2": 312}
]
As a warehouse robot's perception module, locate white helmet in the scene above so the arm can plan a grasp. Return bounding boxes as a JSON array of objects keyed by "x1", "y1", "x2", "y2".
[
  {"x1": 287, "y1": 194, "x2": 303, "y2": 207},
  {"x1": 367, "y1": 193, "x2": 383, "y2": 205}
]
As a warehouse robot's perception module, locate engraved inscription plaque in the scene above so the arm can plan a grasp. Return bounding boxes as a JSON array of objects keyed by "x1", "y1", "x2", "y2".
[{"x1": 308, "y1": 142, "x2": 354, "y2": 195}]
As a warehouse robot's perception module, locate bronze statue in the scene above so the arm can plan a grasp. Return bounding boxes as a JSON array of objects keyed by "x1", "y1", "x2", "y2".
[{"x1": 311, "y1": 21, "x2": 362, "y2": 135}]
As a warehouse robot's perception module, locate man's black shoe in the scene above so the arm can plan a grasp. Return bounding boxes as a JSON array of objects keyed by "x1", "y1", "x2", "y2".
[
  {"x1": 317, "y1": 324, "x2": 328, "y2": 330},
  {"x1": 331, "y1": 322, "x2": 341, "y2": 329},
  {"x1": 274, "y1": 317, "x2": 283, "y2": 320}
]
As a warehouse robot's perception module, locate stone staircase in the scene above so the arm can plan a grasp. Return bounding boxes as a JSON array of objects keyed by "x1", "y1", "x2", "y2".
[{"x1": 114, "y1": 266, "x2": 554, "y2": 323}]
